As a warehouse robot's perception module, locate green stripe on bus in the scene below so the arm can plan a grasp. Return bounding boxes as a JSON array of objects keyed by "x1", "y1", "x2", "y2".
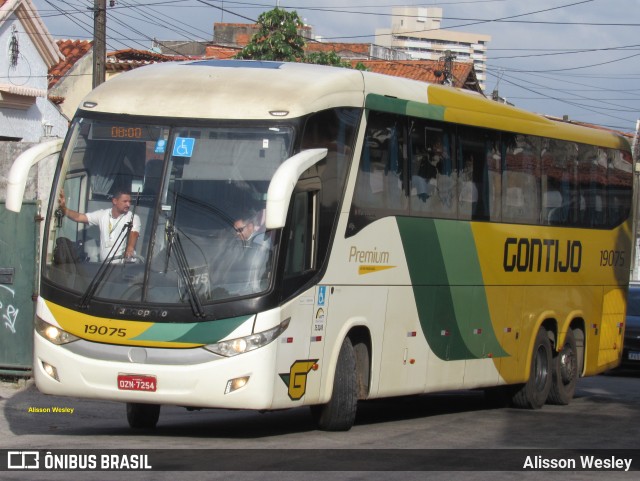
[
  {"x1": 396, "y1": 217, "x2": 507, "y2": 360},
  {"x1": 365, "y1": 94, "x2": 445, "y2": 121},
  {"x1": 132, "y1": 315, "x2": 252, "y2": 344}
]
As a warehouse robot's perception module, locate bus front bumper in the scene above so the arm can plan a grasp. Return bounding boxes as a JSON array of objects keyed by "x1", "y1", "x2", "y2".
[{"x1": 33, "y1": 332, "x2": 278, "y2": 410}]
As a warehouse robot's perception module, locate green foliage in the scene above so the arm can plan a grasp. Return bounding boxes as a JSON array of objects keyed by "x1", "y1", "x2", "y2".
[
  {"x1": 235, "y1": 8, "x2": 305, "y2": 62},
  {"x1": 234, "y1": 7, "x2": 369, "y2": 71},
  {"x1": 304, "y1": 51, "x2": 352, "y2": 68}
]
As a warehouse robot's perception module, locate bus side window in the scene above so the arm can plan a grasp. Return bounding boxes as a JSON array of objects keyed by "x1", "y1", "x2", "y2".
[
  {"x1": 607, "y1": 149, "x2": 633, "y2": 227},
  {"x1": 350, "y1": 111, "x2": 408, "y2": 235},
  {"x1": 502, "y1": 134, "x2": 540, "y2": 225},
  {"x1": 409, "y1": 121, "x2": 454, "y2": 219}
]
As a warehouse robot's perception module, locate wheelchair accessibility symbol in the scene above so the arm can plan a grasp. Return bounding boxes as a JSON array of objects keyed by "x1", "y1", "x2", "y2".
[{"x1": 172, "y1": 137, "x2": 195, "y2": 157}]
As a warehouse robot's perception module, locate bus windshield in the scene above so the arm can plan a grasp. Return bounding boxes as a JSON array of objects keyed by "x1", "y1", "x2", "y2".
[{"x1": 46, "y1": 117, "x2": 294, "y2": 306}]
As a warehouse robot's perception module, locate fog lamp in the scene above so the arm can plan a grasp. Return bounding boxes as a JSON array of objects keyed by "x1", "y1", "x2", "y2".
[
  {"x1": 42, "y1": 361, "x2": 60, "y2": 381},
  {"x1": 225, "y1": 376, "x2": 250, "y2": 394}
]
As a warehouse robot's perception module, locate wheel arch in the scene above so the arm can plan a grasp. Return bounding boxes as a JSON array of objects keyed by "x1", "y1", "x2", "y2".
[
  {"x1": 319, "y1": 319, "x2": 372, "y2": 403},
  {"x1": 347, "y1": 325, "x2": 372, "y2": 399},
  {"x1": 553, "y1": 314, "x2": 585, "y2": 377},
  {"x1": 530, "y1": 315, "x2": 585, "y2": 378},
  {"x1": 567, "y1": 317, "x2": 586, "y2": 377},
  {"x1": 519, "y1": 314, "x2": 556, "y2": 382}
]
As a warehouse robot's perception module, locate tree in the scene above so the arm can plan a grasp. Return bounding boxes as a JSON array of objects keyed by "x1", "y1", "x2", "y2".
[
  {"x1": 235, "y1": 8, "x2": 305, "y2": 62},
  {"x1": 304, "y1": 51, "x2": 352, "y2": 68},
  {"x1": 234, "y1": 7, "x2": 368, "y2": 71},
  {"x1": 305, "y1": 51, "x2": 368, "y2": 71}
]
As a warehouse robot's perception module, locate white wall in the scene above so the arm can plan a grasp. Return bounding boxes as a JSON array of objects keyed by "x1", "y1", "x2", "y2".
[{"x1": 0, "y1": 12, "x2": 68, "y2": 142}]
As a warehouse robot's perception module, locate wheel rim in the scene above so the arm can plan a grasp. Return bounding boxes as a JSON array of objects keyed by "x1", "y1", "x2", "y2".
[
  {"x1": 534, "y1": 345, "x2": 549, "y2": 391},
  {"x1": 559, "y1": 346, "x2": 576, "y2": 385}
]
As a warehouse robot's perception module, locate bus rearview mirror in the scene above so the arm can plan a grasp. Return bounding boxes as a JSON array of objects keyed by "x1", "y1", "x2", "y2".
[{"x1": 265, "y1": 148, "x2": 328, "y2": 229}]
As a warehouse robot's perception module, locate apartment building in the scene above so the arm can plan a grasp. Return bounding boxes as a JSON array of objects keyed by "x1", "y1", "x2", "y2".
[{"x1": 375, "y1": 7, "x2": 490, "y2": 91}]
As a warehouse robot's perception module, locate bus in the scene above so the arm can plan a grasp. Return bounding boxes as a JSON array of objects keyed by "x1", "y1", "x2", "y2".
[{"x1": 8, "y1": 60, "x2": 634, "y2": 431}]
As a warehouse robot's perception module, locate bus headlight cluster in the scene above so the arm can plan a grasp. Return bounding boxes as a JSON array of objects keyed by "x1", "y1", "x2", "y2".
[
  {"x1": 205, "y1": 318, "x2": 290, "y2": 357},
  {"x1": 35, "y1": 317, "x2": 80, "y2": 345}
]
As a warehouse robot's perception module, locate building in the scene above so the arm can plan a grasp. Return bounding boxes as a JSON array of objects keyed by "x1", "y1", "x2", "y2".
[
  {"x1": 0, "y1": 0, "x2": 66, "y2": 142},
  {"x1": 49, "y1": 44, "x2": 193, "y2": 120},
  {"x1": 352, "y1": 59, "x2": 482, "y2": 93},
  {"x1": 0, "y1": 0, "x2": 66, "y2": 208},
  {"x1": 375, "y1": 7, "x2": 491, "y2": 91},
  {"x1": 48, "y1": 39, "x2": 93, "y2": 120}
]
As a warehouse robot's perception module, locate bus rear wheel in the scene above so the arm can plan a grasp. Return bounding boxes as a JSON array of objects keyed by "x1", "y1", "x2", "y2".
[
  {"x1": 126, "y1": 402, "x2": 160, "y2": 429},
  {"x1": 547, "y1": 328, "x2": 578, "y2": 405},
  {"x1": 511, "y1": 327, "x2": 552, "y2": 409},
  {"x1": 311, "y1": 337, "x2": 358, "y2": 431}
]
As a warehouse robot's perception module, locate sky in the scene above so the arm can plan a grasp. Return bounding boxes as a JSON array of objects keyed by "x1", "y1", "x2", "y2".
[{"x1": 30, "y1": 0, "x2": 640, "y2": 133}]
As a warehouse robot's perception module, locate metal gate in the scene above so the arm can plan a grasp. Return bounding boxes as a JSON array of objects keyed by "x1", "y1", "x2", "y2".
[{"x1": 0, "y1": 201, "x2": 38, "y2": 376}]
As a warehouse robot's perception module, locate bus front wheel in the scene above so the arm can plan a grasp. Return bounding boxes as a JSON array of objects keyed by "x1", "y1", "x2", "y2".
[
  {"x1": 311, "y1": 337, "x2": 358, "y2": 431},
  {"x1": 126, "y1": 402, "x2": 160, "y2": 429},
  {"x1": 511, "y1": 327, "x2": 552, "y2": 409},
  {"x1": 547, "y1": 328, "x2": 578, "y2": 405}
]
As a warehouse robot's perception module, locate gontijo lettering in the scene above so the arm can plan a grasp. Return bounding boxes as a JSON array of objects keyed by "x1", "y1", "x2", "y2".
[{"x1": 503, "y1": 237, "x2": 582, "y2": 273}]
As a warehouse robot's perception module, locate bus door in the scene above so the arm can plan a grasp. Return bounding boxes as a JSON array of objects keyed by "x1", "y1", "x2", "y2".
[{"x1": 276, "y1": 184, "x2": 324, "y2": 405}]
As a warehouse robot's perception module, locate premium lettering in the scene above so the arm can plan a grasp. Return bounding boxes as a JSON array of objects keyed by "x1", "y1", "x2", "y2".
[
  {"x1": 349, "y1": 246, "x2": 390, "y2": 264},
  {"x1": 503, "y1": 237, "x2": 581, "y2": 273}
]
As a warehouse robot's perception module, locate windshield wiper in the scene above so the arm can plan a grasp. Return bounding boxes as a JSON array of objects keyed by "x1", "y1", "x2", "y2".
[
  {"x1": 165, "y1": 222, "x2": 205, "y2": 318},
  {"x1": 78, "y1": 217, "x2": 131, "y2": 309}
]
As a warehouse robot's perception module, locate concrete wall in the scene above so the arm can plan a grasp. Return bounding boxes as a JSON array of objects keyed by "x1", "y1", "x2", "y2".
[{"x1": 0, "y1": 140, "x2": 58, "y2": 206}]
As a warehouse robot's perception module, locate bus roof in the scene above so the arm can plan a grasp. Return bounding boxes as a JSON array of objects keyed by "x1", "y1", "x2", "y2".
[
  {"x1": 80, "y1": 60, "x2": 365, "y2": 120},
  {"x1": 426, "y1": 85, "x2": 630, "y2": 150},
  {"x1": 79, "y1": 59, "x2": 629, "y2": 151}
]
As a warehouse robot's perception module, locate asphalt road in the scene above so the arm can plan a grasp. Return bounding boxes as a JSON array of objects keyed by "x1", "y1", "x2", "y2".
[{"x1": 1, "y1": 369, "x2": 639, "y2": 480}]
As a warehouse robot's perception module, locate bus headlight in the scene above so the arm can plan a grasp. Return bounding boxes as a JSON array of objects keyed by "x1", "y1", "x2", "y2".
[
  {"x1": 204, "y1": 318, "x2": 290, "y2": 357},
  {"x1": 35, "y1": 317, "x2": 80, "y2": 345}
]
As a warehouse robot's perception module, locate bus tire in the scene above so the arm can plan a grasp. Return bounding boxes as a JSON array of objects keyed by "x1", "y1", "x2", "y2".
[
  {"x1": 547, "y1": 328, "x2": 578, "y2": 405},
  {"x1": 311, "y1": 337, "x2": 358, "y2": 431},
  {"x1": 511, "y1": 327, "x2": 552, "y2": 409},
  {"x1": 126, "y1": 402, "x2": 160, "y2": 429}
]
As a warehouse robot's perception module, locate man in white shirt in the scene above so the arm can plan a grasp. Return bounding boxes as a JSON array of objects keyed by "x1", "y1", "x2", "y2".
[{"x1": 58, "y1": 190, "x2": 141, "y2": 262}]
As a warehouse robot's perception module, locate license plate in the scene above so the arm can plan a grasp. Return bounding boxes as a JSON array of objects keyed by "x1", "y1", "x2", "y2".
[
  {"x1": 628, "y1": 351, "x2": 640, "y2": 361},
  {"x1": 117, "y1": 374, "x2": 157, "y2": 392}
]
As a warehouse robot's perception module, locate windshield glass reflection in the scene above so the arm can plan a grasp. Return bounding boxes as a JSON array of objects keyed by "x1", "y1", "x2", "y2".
[{"x1": 46, "y1": 118, "x2": 292, "y2": 307}]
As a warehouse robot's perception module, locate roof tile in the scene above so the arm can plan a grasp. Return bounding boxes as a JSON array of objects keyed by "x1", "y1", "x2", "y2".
[
  {"x1": 48, "y1": 40, "x2": 92, "y2": 89},
  {"x1": 354, "y1": 60, "x2": 476, "y2": 89}
]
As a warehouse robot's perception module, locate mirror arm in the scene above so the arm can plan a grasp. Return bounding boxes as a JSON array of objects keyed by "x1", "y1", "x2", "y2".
[{"x1": 265, "y1": 148, "x2": 328, "y2": 229}]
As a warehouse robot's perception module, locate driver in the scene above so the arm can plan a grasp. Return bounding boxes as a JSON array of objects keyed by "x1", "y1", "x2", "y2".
[
  {"x1": 233, "y1": 212, "x2": 270, "y2": 247},
  {"x1": 58, "y1": 189, "x2": 141, "y2": 262}
]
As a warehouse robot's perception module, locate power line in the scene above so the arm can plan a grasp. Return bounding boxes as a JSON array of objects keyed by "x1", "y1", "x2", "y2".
[
  {"x1": 490, "y1": 50, "x2": 640, "y2": 73},
  {"x1": 29, "y1": 0, "x2": 639, "y2": 130},
  {"x1": 485, "y1": 68, "x2": 636, "y2": 130},
  {"x1": 490, "y1": 44, "x2": 640, "y2": 60}
]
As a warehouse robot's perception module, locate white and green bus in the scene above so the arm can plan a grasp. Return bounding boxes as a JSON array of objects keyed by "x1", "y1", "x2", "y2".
[{"x1": 8, "y1": 60, "x2": 634, "y2": 430}]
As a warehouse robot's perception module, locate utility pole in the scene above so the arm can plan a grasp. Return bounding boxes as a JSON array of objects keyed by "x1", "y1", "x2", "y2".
[
  {"x1": 92, "y1": 0, "x2": 106, "y2": 88},
  {"x1": 441, "y1": 50, "x2": 455, "y2": 86},
  {"x1": 434, "y1": 50, "x2": 455, "y2": 86}
]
